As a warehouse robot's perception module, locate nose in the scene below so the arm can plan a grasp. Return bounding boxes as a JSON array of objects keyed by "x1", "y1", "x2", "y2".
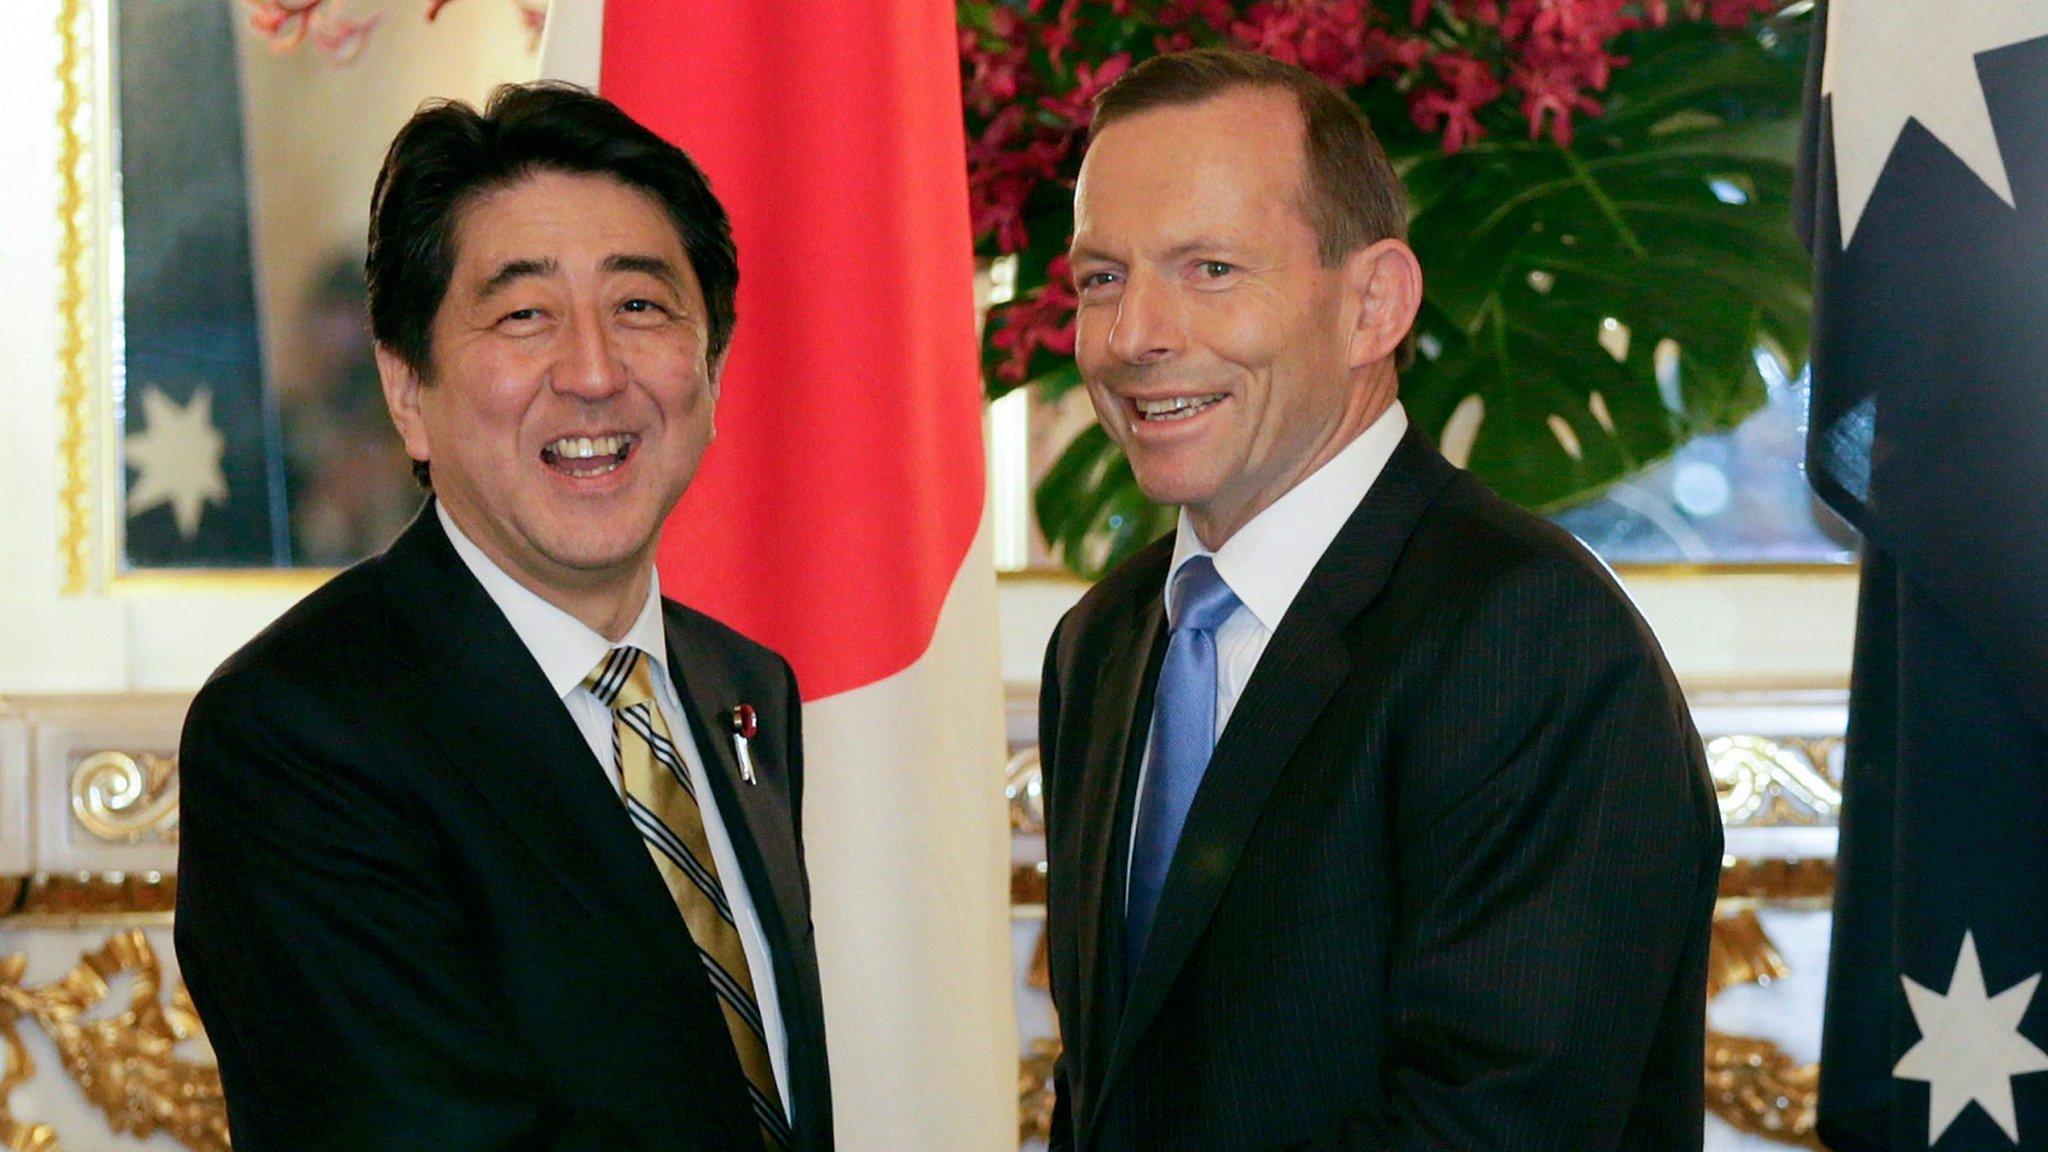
[
  {"x1": 1105, "y1": 270, "x2": 1181, "y2": 365},
  {"x1": 553, "y1": 309, "x2": 629, "y2": 399}
]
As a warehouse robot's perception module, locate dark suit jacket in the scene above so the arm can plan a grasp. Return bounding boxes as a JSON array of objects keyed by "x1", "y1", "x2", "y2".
[
  {"x1": 175, "y1": 506, "x2": 833, "y2": 1152},
  {"x1": 1040, "y1": 429, "x2": 1722, "y2": 1152}
]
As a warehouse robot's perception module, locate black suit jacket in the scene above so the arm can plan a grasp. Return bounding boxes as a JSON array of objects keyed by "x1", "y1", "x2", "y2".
[
  {"x1": 175, "y1": 507, "x2": 833, "y2": 1152},
  {"x1": 1040, "y1": 429, "x2": 1722, "y2": 1152}
]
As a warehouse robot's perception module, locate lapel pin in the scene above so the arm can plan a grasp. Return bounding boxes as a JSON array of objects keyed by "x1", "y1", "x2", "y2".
[{"x1": 727, "y1": 704, "x2": 760, "y2": 785}]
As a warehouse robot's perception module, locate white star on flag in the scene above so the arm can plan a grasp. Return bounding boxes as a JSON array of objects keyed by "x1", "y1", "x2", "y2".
[
  {"x1": 1821, "y1": 0, "x2": 2048, "y2": 247},
  {"x1": 1893, "y1": 932, "x2": 2048, "y2": 1145},
  {"x1": 124, "y1": 384, "x2": 229, "y2": 540}
]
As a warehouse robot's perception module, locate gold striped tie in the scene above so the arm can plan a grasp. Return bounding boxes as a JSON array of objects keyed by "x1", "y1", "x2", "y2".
[{"x1": 585, "y1": 647, "x2": 790, "y2": 1150}]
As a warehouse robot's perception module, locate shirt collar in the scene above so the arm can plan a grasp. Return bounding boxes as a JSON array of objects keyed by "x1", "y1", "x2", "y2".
[
  {"x1": 436, "y1": 501, "x2": 669, "y2": 700},
  {"x1": 1166, "y1": 401, "x2": 1408, "y2": 631}
]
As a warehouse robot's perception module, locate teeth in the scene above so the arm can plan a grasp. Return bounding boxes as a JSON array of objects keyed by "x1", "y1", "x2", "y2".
[
  {"x1": 1135, "y1": 394, "x2": 1225, "y2": 421},
  {"x1": 542, "y1": 434, "x2": 635, "y2": 478},
  {"x1": 547, "y1": 434, "x2": 631, "y2": 459}
]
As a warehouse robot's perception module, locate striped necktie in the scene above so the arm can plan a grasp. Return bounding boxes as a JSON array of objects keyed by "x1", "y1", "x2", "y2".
[{"x1": 585, "y1": 646, "x2": 791, "y2": 1150}]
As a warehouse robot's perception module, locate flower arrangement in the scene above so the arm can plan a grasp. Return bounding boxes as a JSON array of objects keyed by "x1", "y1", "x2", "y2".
[
  {"x1": 242, "y1": 0, "x2": 543, "y2": 64},
  {"x1": 962, "y1": 0, "x2": 1813, "y2": 575}
]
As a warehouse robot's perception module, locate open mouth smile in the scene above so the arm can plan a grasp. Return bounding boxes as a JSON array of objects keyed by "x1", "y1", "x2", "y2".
[
  {"x1": 541, "y1": 433, "x2": 637, "y2": 478},
  {"x1": 1132, "y1": 394, "x2": 1227, "y2": 422}
]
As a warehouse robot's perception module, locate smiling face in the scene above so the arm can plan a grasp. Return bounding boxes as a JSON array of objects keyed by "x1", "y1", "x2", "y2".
[
  {"x1": 379, "y1": 169, "x2": 718, "y2": 629},
  {"x1": 1071, "y1": 86, "x2": 1414, "y2": 548}
]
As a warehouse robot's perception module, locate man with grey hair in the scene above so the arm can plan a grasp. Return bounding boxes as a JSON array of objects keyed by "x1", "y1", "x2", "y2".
[{"x1": 1038, "y1": 49, "x2": 1721, "y2": 1151}]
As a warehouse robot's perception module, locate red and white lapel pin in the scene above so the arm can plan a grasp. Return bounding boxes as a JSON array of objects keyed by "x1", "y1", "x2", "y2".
[{"x1": 726, "y1": 704, "x2": 760, "y2": 785}]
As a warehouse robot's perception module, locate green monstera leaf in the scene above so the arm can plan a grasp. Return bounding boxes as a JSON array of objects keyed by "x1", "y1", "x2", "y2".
[
  {"x1": 1399, "y1": 21, "x2": 1812, "y2": 511},
  {"x1": 1035, "y1": 423, "x2": 1180, "y2": 576},
  {"x1": 1013, "y1": 15, "x2": 1811, "y2": 577}
]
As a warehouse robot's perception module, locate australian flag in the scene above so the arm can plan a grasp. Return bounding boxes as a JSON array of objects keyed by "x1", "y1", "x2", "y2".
[
  {"x1": 1801, "y1": 2, "x2": 2048, "y2": 1148},
  {"x1": 117, "y1": 0, "x2": 287, "y2": 567}
]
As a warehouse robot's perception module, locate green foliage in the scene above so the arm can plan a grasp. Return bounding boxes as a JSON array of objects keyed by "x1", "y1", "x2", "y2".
[
  {"x1": 988, "y1": 10, "x2": 1813, "y2": 576},
  {"x1": 1398, "y1": 19, "x2": 1812, "y2": 511}
]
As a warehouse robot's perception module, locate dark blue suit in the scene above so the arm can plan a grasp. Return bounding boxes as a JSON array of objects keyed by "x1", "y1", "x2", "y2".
[{"x1": 1040, "y1": 429, "x2": 1720, "y2": 1151}]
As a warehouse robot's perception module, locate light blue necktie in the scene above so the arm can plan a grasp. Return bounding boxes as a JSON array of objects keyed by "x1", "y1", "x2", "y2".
[{"x1": 1126, "y1": 555, "x2": 1240, "y2": 973}]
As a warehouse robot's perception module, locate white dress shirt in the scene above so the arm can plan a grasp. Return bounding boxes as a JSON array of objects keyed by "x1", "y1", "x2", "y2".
[
  {"x1": 438, "y1": 504, "x2": 791, "y2": 1116},
  {"x1": 1127, "y1": 402, "x2": 1409, "y2": 899}
]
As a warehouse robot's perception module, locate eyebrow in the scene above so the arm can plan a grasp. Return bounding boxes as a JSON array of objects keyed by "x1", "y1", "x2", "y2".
[
  {"x1": 1069, "y1": 238, "x2": 1111, "y2": 263},
  {"x1": 471, "y1": 254, "x2": 685, "y2": 301},
  {"x1": 1069, "y1": 238, "x2": 1235, "y2": 264},
  {"x1": 1159, "y1": 239, "x2": 1235, "y2": 261},
  {"x1": 604, "y1": 253, "x2": 686, "y2": 294},
  {"x1": 475, "y1": 258, "x2": 556, "y2": 301}
]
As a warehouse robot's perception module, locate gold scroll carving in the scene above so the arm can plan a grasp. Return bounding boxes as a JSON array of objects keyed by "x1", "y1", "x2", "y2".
[
  {"x1": 70, "y1": 752, "x2": 181, "y2": 844},
  {"x1": 1704, "y1": 911, "x2": 1823, "y2": 1147},
  {"x1": 0, "y1": 931, "x2": 226, "y2": 1151},
  {"x1": 1006, "y1": 750, "x2": 1044, "y2": 835},
  {"x1": 1700, "y1": 731, "x2": 1837, "y2": 1148},
  {"x1": 1, "y1": 873, "x2": 178, "y2": 919},
  {"x1": 1710, "y1": 734, "x2": 1842, "y2": 827},
  {"x1": 1017, "y1": 1038, "x2": 1059, "y2": 1147},
  {"x1": 1708, "y1": 908, "x2": 1790, "y2": 1000},
  {"x1": 1706, "y1": 1030, "x2": 1824, "y2": 1149}
]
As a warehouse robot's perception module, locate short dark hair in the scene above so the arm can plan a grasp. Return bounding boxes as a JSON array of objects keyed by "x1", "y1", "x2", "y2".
[
  {"x1": 367, "y1": 82, "x2": 739, "y2": 484},
  {"x1": 1093, "y1": 49, "x2": 1408, "y2": 265}
]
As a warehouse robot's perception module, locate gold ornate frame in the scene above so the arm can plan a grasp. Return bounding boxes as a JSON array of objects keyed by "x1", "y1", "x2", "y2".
[
  {"x1": 55, "y1": 0, "x2": 104, "y2": 595},
  {"x1": 54, "y1": 0, "x2": 337, "y2": 597}
]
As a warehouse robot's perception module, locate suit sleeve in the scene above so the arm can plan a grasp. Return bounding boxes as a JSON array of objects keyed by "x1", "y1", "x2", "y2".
[
  {"x1": 1037, "y1": 619, "x2": 1078, "y2": 1152},
  {"x1": 174, "y1": 669, "x2": 566, "y2": 1152},
  {"x1": 1324, "y1": 557, "x2": 1721, "y2": 1152}
]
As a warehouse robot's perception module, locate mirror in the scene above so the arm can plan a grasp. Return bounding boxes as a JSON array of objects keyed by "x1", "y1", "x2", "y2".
[{"x1": 62, "y1": 0, "x2": 537, "y2": 581}]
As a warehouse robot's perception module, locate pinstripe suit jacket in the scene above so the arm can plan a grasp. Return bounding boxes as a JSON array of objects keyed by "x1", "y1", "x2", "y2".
[
  {"x1": 175, "y1": 507, "x2": 833, "y2": 1152},
  {"x1": 1039, "y1": 428, "x2": 1721, "y2": 1151}
]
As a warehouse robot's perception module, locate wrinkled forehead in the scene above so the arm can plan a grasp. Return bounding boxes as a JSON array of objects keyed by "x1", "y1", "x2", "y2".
[
  {"x1": 1074, "y1": 89, "x2": 1314, "y2": 250},
  {"x1": 446, "y1": 170, "x2": 687, "y2": 275}
]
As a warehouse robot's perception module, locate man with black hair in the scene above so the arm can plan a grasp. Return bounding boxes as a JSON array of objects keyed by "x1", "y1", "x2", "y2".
[{"x1": 175, "y1": 83, "x2": 832, "y2": 1152}]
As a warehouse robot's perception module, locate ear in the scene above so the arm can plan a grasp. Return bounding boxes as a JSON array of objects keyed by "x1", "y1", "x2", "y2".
[
  {"x1": 375, "y1": 343, "x2": 434, "y2": 468},
  {"x1": 706, "y1": 346, "x2": 728, "y2": 403},
  {"x1": 702, "y1": 347, "x2": 727, "y2": 444},
  {"x1": 1342, "y1": 238, "x2": 1424, "y2": 371}
]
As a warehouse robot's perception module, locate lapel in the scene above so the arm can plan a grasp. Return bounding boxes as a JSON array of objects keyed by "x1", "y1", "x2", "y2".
[
  {"x1": 1067, "y1": 583, "x2": 1167, "y2": 1097},
  {"x1": 662, "y1": 607, "x2": 812, "y2": 995},
  {"x1": 1091, "y1": 429, "x2": 1459, "y2": 1118},
  {"x1": 378, "y1": 508, "x2": 729, "y2": 1032},
  {"x1": 665, "y1": 606, "x2": 835, "y2": 1149}
]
